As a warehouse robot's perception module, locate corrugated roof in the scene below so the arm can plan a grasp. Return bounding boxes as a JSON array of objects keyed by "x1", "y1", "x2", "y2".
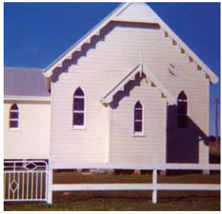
[{"x1": 4, "y1": 67, "x2": 50, "y2": 97}]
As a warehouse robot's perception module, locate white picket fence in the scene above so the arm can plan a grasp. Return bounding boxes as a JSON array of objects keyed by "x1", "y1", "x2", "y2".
[{"x1": 4, "y1": 161, "x2": 220, "y2": 204}]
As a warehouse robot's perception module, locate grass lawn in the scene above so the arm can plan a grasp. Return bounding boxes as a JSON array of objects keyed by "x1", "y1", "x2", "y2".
[{"x1": 4, "y1": 171, "x2": 220, "y2": 211}]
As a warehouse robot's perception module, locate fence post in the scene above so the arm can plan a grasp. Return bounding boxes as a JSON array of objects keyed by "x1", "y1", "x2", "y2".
[
  {"x1": 47, "y1": 168, "x2": 53, "y2": 204},
  {"x1": 152, "y1": 169, "x2": 157, "y2": 204}
]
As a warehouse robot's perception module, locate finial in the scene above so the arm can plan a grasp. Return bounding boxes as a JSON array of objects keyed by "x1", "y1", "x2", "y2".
[{"x1": 139, "y1": 51, "x2": 143, "y2": 76}]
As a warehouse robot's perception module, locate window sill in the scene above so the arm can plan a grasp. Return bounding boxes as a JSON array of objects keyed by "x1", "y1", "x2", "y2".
[
  {"x1": 9, "y1": 128, "x2": 20, "y2": 132},
  {"x1": 133, "y1": 133, "x2": 145, "y2": 137},
  {"x1": 72, "y1": 126, "x2": 86, "y2": 130}
]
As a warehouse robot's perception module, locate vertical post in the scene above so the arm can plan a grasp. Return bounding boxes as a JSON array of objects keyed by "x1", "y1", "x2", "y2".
[
  {"x1": 139, "y1": 51, "x2": 143, "y2": 76},
  {"x1": 108, "y1": 169, "x2": 115, "y2": 175},
  {"x1": 215, "y1": 98, "x2": 220, "y2": 151},
  {"x1": 107, "y1": 105, "x2": 111, "y2": 163},
  {"x1": 77, "y1": 169, "x2": 82, "y2": 173},
  {"x1": 134, "y1": 169, "x2": 141, "y2": 175},
  {"x1": 152, "y1": 169, "x2": 157, "y2": 204},
  {"x1": 47, "y1": 168, "x2": 53, "y2": 204}
]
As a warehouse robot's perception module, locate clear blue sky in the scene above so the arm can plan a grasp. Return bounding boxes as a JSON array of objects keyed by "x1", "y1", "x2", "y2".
[{"x1": 4, "y1": 3, "x2": 220, "y2": 136}]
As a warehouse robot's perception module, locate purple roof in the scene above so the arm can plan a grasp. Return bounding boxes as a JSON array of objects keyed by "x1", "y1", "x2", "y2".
[{"x1": 4, "y1": 67, "x2": 50, "y2": 97}]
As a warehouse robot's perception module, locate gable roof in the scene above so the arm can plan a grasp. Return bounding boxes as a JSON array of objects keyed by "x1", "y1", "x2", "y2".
[
  {"x1": 4, "y1": 67, "x2": 50, "y2": 97},
  {"x1": 43, "y1": 3, "x2": 218, "y2": 84},
  {"x1": 101, "y1": 63, "x2": 176, "y2": 105}
]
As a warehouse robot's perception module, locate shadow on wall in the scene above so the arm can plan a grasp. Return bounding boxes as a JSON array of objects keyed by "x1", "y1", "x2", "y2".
[
  {"x1": 110, "y1": 73, "x2": 146, "y2": 109},
  {"x1": 166, "y1": 105, "x2": 209, "y2": 163},
  {"x1": 107, "y1": 72, "x2": 209, "y2": 164},
  {"x1": 49, "y1": 18, "x2": 209, "y2": 164},
  {"x1": 51, "y1": 22, "x2": 160, "y2": 83}
]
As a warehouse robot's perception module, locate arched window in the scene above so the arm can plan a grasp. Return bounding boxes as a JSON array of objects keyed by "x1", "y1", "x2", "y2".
[
  {"x1": 177, "y1": 91, "x2": 188, "y2": 128},
  {"x1": 134, "y1": 101, "x2": 143, "y2": 134},
  {"x1": 9, "y1": 103, "x2": 19, "y2": 128},
  {"x1": 73, "y1": 87, "x2": 85, "y2": 127}
]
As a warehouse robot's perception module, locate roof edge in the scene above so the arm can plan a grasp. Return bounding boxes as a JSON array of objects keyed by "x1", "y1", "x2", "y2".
[
  {"x1": 5, "y1": 66, "x2": 43, "y2": 70},
  {"x1": 4, "y1": 95, "x2": 51, "y2": 102},
  {"x1": 43, "y1": 3, "x2": 219, "y2": 84},
  {"x1": 101, "y1": 63, "x2": 176, "y2": 105},
  {"x1": 149, "y1": 6, "x2": 219, "y2": 84},
  {"x1": 43, "y1": 3, "x2": 130, "y2": 77}
]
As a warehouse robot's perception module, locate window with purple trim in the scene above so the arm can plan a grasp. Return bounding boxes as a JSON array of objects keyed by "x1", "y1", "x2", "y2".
[
  {"x1": 73, "y1": 87, "x2": 85, "y2": 127},
  {"x1": 9, "y1": 103, "x2": 19, "y2": 129},
  {"x1": 177, "y1": 91, "x2": 188, "y2": 129},
  {"x1": 134, "y1": 101, "x2": 143, "y2": 135}
]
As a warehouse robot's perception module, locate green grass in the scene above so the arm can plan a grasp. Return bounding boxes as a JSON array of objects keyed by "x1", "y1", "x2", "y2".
[
  {"x1": 4, "y1": 171, "x2": 220, "y2": 211},
  {"x1": 53, "y1": 170, "x2": 220, "y2": 184}
]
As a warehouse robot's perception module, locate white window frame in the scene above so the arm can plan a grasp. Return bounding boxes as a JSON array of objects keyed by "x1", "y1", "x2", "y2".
[
  {"x1": 9, "y1": 103, "x2": 19, "y2": 130},
  {"x1": 133, "y1": 101, "x2": 145, "y2": 137},
  {"x1": 72, "y1": 88, "x2": 86, "y2": 130}
]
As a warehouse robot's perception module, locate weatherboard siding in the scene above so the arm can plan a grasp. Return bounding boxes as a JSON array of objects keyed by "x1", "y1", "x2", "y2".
[
  {"x1": 50, "y1": 22, "x2": 210, "y2": 168},
  {"x1": 4, "y1": 101, "x2": 50, "y2": 159},
  {"x1": 109, "y1": 77, "x2": 167, "y2": 165}
]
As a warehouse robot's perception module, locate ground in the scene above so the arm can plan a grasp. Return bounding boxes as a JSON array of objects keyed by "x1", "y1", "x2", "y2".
[
  {"x1": 209, "y1": 140, "x2": 220, "y2": 163},
  {"x1": 4, "y1": 171, "x2": 220, "y2": 211}
]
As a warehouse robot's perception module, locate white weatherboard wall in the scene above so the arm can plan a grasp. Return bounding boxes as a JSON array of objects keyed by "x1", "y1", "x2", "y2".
[
  {"x1": 109, "y1": 76, "x2": 167, "y2": 166},
  {"x1": 4, "y1": 101, "x2": 50, "y2": 159},
  {"x1": 50, "y1": 22, "x2": 210, "y2": 168}
]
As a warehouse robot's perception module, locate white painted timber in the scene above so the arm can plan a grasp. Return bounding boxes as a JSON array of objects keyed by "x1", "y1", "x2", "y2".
[
  {"x1": 49, "y1": 162, "x2": 220, "y2": 171},
  {"x1": 43, "y1": 3, "x2": 131, "y2": 77},
  {"x1": 109, "y1": 77, "x2": 167, "y2": 166},
  {"x1": 48, "y1": 165, "x2": 220, "y2": 205},
  {"x1": 43, "y1": 3, "x2": 218, "y2": 84},
  {"x1": 51, "y1": 183, "x2": 154, "y2": 191},
  {"x1": 47, "y1": 168, "x2": 53, "y2": 204},
  {"x1": 49, "y1": 4, "x2": 215, "y2": 168},
  {"x1": 4, "y1": 96, "x2": 50, "y2": 102},
  {"x1": 101, "y1": 63, "x2": 176, "y2": 105},
  {"x1": 4, "y1": 101, "x2": 50, "y2": 159},
  {"x1": 51, "y1": 183, "x2": 220, "y2": 192},
  {"x1": 156, "y1": 184, "x2": 220, "y2": 191},
  {"x1": 4, "y1": 160, "x2": 48, "y2": 202},
  {"x1": 163, "y1": 163, "x2": 220, "y2": 170}
]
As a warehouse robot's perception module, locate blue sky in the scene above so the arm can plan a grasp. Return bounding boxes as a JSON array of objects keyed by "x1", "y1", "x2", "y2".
[{"x1": 4, "y1": 3, "x2": 220, "y2": 136}]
